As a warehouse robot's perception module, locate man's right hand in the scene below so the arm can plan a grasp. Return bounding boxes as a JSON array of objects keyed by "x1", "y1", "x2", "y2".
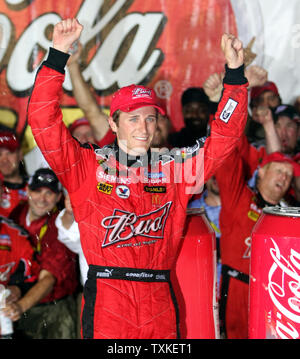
[
  {"x1": 53, "y1": 18, "x2": 83, "y2": 54},
  {"x1": 67, "y1": 41, "x2": 83, "y2": 67}
]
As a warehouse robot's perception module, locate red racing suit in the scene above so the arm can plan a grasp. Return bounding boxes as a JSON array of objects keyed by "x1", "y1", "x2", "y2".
[
  {"x1": 27, "y1": 47, "x2": 248, "y2": 339},
  {"x1": 0, "y1": 178, "x2": 28, "y2": 218},
  {"x1": 10, "y1": 203, "x2": 78, "y2": 303},
  {"x1": 215, "y1": 147, "x2": 274, "y2": 339},
  {"x1": 0, "y1": 216, "x2": 36, "y2": 290}
]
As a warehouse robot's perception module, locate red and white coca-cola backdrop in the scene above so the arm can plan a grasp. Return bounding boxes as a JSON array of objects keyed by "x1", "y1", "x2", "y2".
[
  {"x1": 2, "y1": 0, "x2": 299, "y2": 152},
  {"x1": 0, "y1": 0, "x2": 238, "y2": 150}
]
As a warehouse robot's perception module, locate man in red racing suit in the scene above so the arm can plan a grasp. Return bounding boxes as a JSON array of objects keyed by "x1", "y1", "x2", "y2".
[{"x1": 27, "y1": 19, "x2": 248, "y2": 339}]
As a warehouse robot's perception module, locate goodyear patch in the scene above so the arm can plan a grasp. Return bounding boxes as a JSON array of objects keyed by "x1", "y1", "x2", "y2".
[
  {"x1": 144, "y1": 186, "x2": 166, "y2": 193},
  {"x1": 97, "y1": 182, "x2": 113, "y2": 195}
]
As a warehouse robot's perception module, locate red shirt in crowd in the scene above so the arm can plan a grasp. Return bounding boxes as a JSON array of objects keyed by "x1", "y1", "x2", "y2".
[
  {"x1": 10, "y1": 203, "x2": 78, "y2": 303},
  {"x1": 0, "y1": 215, "x2": 36, "y2": 287},
  {"x1": 215, "y1": 147, "x2": 274, "y2": 339},
  {"x1": 215, "y1": 146, "x2": 269, "y2": 275},
  {"x1": 0, "y1": 178, "x2": 28, "y2": 218}
]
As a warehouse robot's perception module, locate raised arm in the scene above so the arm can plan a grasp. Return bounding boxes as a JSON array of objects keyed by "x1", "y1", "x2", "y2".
[
  {"x1": 28, "y1": 19, "x2": 94, "y2": 194},
  {"x1": 67, "y1": 43, "x2": 110, "y2": 141},
  {"x1": 180, "y1": 34, "x2": 249, "y2": 196}
]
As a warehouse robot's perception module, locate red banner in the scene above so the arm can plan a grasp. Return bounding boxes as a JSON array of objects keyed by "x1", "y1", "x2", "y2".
[{"x1": 0, "y1": 0, "x2": 237, "y2": 152}]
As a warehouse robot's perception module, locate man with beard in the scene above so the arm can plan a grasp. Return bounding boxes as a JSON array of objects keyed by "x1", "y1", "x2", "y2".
[{"x1": 168, "y1": 87, "x2": 211, "y2": 148}]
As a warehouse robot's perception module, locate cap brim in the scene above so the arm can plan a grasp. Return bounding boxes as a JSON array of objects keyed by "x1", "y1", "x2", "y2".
[
  {"x1": 0, "y1": 144, "x2": 19, "y2": 152},
  {"x1": 111, "y1": 103, "x2": 165, "y2": 117},
  {"x1": 28, "y1": 183, "x2": 60, "y2": 193}
]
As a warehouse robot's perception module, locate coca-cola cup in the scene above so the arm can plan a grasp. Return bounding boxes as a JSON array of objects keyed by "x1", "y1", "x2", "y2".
[
  {"x1": 171, "y1": 208, "x2": 219, "y2": 339},
  {"x1": 0, "y1": 285, "x2": 13, "y2": 339},
  {"x1": 249, "y1": 206, "x2": 300, "y2": 339}
]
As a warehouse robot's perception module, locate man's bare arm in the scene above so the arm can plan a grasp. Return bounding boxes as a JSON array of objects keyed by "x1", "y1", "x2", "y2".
[
  {"x1": 2, "y1": 269, "x2": 56, "y2": 321},
  {"x1": 67, "y1": 43, "x2": 109, "y2": 142},
  {"x1": 255, "y1": 107, "x2": 282, "y2": 154}
]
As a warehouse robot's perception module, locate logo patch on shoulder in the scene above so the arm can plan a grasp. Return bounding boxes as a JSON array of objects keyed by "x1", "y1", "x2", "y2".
[
  {"x1": 97, "y1": 182, "x2": 113, "y2": 195},
  {"x1": 220, "y1": 98, "x2": 238, "y2": 123}
]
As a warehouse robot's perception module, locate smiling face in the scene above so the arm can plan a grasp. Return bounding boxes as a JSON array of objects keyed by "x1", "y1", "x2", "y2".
[
  {"x1": 27, "y1": 187, "x2": 61, "y2": 221},
  {"x1": 257, "y1": 161, "x2": 294, "y2": 204},
  {"x1": 182, "y1": 101, "x2": 209, "y2": 134},
  {"x1": 109, "y1": 106, "x2": 158, "y2": 156}
]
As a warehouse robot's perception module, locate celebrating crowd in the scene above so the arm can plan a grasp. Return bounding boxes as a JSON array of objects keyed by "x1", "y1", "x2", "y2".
[{"x1": 0, "y1": 18, "x2": 299, "y2": 340}]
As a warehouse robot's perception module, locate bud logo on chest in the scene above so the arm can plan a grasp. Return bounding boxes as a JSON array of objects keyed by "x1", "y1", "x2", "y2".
[{"x1": 101, "y1": 201, "x2": 172, "y2": 247}]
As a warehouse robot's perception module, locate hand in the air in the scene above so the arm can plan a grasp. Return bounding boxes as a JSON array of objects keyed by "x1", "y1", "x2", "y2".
[
  {"x1": 203, "y1": 72, "x2": 224, "y2": 102},
  {"x1": 53, "y1": 18, "x2": 83, "y2": 54},
  {"x1": 221, "y1": 33, "x2": 244, "y2": 69}
]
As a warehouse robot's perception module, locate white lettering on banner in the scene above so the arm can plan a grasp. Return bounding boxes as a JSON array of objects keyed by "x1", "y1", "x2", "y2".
[
  {"x1": 7, "y1": 13, "x2": 61, "y2": 93},
  {"x1": 4, "y1": 0, "x2": 165, "y2": 94},
  {"x1": 0, "y1": 14, "x2": 12, "y2": 64},
  {"x1": 101, "y1": 201, "x2": 172, "y2": 247},
  {"x1": 5, "y1": 0, "x2": 25, "y2": 4},
  {"x1": 268, "y1": 238, "x2": 300, "y2": 339},
  {"x1": 79, "y1": 12, "x2": 164, "y2": 90}
]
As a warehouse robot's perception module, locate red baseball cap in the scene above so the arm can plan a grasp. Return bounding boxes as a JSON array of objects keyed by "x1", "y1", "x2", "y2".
[
  {"x1": 0, "y1": 131, "x2": 20, "y2": 152},
  {"x1": 293, "y1": 153, "x2": 300, "y2": 164},
  {"x1": 68, "y1": 117, "x2": 90, "y2": 134},
  {"x1": 250, "y1": 81, "x2": 279, "y2": 100},
  {"x1": 110, "y1": 84, "x2": 165, "y2": 117},
  {"x1": 260, "y1": 152, "x2": 300, "y2": 177}
]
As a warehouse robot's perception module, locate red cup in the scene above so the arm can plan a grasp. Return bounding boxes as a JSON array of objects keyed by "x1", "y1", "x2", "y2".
[{"x1": 171, "y1": 208, "x2": 219, "y2": 339}]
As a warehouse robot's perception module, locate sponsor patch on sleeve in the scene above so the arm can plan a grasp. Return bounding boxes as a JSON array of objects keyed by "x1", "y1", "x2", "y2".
[{"x1": 220, "y1": 98, "x2": 238, "y2": 123}]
